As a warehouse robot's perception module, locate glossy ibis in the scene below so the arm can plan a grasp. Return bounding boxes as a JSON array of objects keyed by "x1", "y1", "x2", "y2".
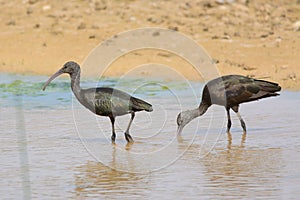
[
  {"x1": 177, "y1": 75, "x2": 281, "y2": 134},
  {"x1": 43, "y1": 61, "x2": 153, "y2": 143}
]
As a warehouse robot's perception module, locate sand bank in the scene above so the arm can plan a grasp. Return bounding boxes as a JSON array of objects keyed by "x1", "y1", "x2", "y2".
[{"x1": 0, "y1": 0, "x2": 299, "y2": 89}]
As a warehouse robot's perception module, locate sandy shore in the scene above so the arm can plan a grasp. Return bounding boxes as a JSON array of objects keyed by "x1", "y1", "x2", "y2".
[{"x1": 0, "y1": 0, "x2": 299, "y2": 89}]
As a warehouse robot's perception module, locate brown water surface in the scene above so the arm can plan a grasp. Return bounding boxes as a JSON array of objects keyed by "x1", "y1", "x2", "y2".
[{"x1": 0, "y1": 75, "x2": 299, "y2": 199}]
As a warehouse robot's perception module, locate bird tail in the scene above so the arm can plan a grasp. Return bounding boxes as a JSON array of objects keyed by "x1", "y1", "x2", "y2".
[
  {"x1": 131, "y1": 97, "x2": 153, "y2": 112},
  {"x1": 146, "y1": 105, "x2": 153, "y2": 112},
  {"x1": 254, "y1": 79, "x2": 281, "y2": 93},
  {"x1": 243, "y1": 79, "x2": 281, "y2": 103}
]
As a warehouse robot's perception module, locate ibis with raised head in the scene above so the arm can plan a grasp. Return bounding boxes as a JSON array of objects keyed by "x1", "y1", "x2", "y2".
[{"x1": 43, "y1": 61, "x2": 153, "y2": 143}]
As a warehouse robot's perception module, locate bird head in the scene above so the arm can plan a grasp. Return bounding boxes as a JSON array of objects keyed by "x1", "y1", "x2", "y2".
[
  {"x1": 42, "y1": 61, "x2": 80, "y2": 91},
  {"x1": 176, "y1": 110, "x2": 194, "y2": 135},
  {"x1": 176, "y1": 103, "x2": 209, "y2": 134}
]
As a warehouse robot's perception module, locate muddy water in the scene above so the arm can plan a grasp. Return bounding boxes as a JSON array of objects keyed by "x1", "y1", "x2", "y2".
[{"x1": 0, "y1": 73, "x2": 300, "y2": 199}]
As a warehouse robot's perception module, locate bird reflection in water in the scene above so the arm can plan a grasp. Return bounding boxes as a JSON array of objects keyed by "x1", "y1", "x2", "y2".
[
  {"x1": 74, "y1": 146, "x2": 148, "y2": 198},
  {"x1": 226, "y1": 132, "x2": 247, "y2": 150}
]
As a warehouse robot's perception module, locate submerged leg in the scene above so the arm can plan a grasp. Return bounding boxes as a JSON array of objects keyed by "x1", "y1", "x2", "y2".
[
  {"x1": 240, "y1": 132, "x2": 247, "y2": 148},
  {"x1": 109, "y1": 116, "x2": 116, "y2": 143},
  {"x1": 226, "y1": 107, "x2": 232, "y2": 133},
  {"x1": 232, "y1": 106, "x2": 247, "y2": 133},
  {"x1": 124, "y1": 112, "x2": 135, "y2": 143},
  {"x1": 227, "y1": 131, "x2": 232, "y2": 150}
]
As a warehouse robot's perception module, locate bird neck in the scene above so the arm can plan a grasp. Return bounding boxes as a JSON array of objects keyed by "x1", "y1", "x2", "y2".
[
  {"x1": 188, "y1": 103, "x2": 209, "y2": 121},
  {"x1": 70, "y1": 71, "x2": 83, "y2": 101},
  {"x1": 188, "y1": 108, "x2": 202, "y2": 121},
  {"x1": 197, "y1": 102, "x2": 209, "y2": 117}
]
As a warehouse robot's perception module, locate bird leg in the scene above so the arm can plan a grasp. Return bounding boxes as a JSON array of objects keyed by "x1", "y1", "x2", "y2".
[
  {"x1": 109, "y1": 116, "x2": 116, "y2": 143},
  {"x1": 232, "y1": 106, "x2": 247, "y2": 133},
  {"x1": 236, "y1": 112, "x2": 247, "y2": 133},
  {"x1": 124, "y1": 112, "x2": 135, "y2": 143},
  {"x1": 226, "y1": 107, "x2": 232, "y2": 133}
]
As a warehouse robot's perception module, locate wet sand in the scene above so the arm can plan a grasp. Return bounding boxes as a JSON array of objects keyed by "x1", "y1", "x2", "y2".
[{"x1": 0, "y1": 0, "x2": 300, "y2": 89}]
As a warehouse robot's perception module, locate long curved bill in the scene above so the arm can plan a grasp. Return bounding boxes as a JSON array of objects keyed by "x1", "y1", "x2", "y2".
[
  {"x1": 42, "y1": 69, "x2": 63, "y2": 91},
  {"x1": 177, "y1": 125, "x2": 184, "y2": 135}
]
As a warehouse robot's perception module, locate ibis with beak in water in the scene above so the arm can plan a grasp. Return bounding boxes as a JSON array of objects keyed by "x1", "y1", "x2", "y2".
[{"x1": 176, "y1": 75, "x2": 281, "y2": 134}]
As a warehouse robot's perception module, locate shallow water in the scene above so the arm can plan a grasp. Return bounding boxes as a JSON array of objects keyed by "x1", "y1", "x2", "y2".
[{"x1": 0, "y1": 73, "x2": 300, "y2": 199}]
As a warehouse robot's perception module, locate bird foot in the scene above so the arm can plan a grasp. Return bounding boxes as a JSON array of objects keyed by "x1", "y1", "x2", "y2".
[
  {"x1": 125, "y1": 133, "x2": 134, "y2": 143},
  {"x1": 111, "y1": 135, "x2": 116, "y2": 144}
]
